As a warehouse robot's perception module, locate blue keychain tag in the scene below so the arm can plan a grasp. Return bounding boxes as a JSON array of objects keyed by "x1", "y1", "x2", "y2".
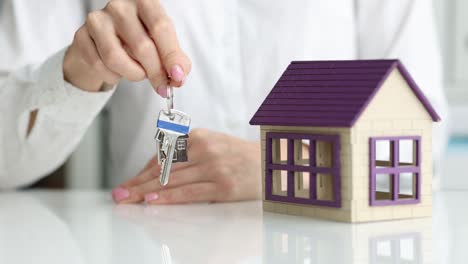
[{"x1": 156, "y1": 109, "x2": 191, "y2": 135}]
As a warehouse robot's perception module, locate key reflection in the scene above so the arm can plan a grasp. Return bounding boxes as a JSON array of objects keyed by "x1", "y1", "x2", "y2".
[
  {"x1": 113, "y1": 201, "x2": 262, "y2": 264},
  {"x1": 161, "y1": 244, "x2": 173, "y2": 264},
  {"x1": 263, "y1": 213, "x2": 431, "y2": 264}
]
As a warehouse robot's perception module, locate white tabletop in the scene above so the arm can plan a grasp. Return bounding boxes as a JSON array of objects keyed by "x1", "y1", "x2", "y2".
[{"x1": 0, "y1": 190, "x2": 465, "y2": 264}]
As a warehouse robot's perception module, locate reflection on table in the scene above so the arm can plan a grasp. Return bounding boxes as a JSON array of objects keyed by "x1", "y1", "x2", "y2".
[
  {"x1": 0, "y1": 190, "x2": 466, "y2": 264},
  {"x1": 264, "y1": 212, "x2": 431, "y2": 263}
]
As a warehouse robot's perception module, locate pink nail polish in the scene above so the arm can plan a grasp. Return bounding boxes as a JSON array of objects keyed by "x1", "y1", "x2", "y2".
[
  {"x1": 156, "y1": 85, "x2": 168, "y2": 98},
  {"x1": 170, "y1": 65, "x2": 185, "y2": 82},
  {"x1": 112, "y1": 187, "x2": 130, "y2": 202},
  {"x1": 145, "y1": 193, "x2": 159, "y2": 202}
]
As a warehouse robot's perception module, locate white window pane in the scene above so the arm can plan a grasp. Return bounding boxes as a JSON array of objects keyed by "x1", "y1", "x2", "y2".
[
  {"x1": 375, "y1": 140, "x2": 393, "y2": 168},
  {"x1": 399, "y1": 173, "x2": 416, "y2": 199},
  {"x1": 399, "y1": 139, "x2": 416, "y2": 166},
  {"x1": 376, "y1": 174, "x2": 393, "y2": 200}
]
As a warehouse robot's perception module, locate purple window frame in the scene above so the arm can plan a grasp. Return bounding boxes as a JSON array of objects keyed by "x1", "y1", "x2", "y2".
[
  {"x1": 265, "y1": 132, "x2": 341, "y2": 208},
  {"x1": 369, "y1": 136, "x2": 421, "y2": 206}
]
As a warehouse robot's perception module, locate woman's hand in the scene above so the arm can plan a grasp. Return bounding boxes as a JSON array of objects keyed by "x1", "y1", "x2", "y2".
[
  {"x1": 63, "y1": 0, "x2": 191, "y2": 93},
  {"x1": 111, "y1": 128, "x2": 262, "y2": 204}
]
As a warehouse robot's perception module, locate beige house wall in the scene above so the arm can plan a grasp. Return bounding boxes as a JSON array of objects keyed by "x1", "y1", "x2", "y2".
[
  {"x1": 260, "y1": 125, "x2": 353, "y2": 222},
  {"x1": 350, "y1": 68, "x2": 434, "y2": 222}
]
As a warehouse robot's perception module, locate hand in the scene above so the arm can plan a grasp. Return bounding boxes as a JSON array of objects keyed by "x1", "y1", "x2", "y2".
[
  {"x1": 111, "y1": 128, "x2": 262, "y2": 204},
  {"x1": 63, "y1": 0, "x2": 191, "y2": 93}
]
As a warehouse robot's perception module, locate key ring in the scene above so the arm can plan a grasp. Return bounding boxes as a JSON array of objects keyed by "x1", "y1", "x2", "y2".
[{"x1": 165, "y1": 86, "x2": 174, "y2": 119}]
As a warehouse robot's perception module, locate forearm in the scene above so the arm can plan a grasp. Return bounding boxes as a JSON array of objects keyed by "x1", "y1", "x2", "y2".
[
  {"x1": 0, "y1": 48, "x2": 114, "y2": 189},
  {"x1": 25, "y1": 45, "x2": 113, "y2": 134}
]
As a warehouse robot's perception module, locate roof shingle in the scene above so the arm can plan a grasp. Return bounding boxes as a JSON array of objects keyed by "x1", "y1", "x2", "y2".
[{"x1": 249, "y1": 59, "x2": 440, "y2": 127}]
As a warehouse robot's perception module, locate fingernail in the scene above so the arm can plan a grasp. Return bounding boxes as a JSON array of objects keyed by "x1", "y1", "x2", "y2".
[
  {"x1": 145, "y1": 192, "x2": 159, "y2": 203},
  {"x1": 156, "y1": 85, "x2": 167, "y2": 98},
  {"x1": 180, "y1": 75, "x2": 186, "y2": 86},
  {"x1": 170, "y1": 65, "x2": 185, "y2": 82},
  {"x1": 112, "y1": 187, "x2": 130, "y2": 202}
]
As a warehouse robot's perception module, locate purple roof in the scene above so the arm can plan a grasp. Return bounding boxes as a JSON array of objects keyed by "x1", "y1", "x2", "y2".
[{"x1": 250, "y1": 59, "x2": 440, "y2": 127}]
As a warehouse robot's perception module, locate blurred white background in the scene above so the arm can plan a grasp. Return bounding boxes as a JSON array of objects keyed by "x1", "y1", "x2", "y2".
[
  {"x1": 62, "y1": 0, "x2": 468, "y2": 190},
  {"x1": 433, "y1": 0, "x2": 468, "y2": 190}
]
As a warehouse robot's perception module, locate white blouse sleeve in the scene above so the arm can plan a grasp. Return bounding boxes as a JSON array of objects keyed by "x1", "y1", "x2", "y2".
[{"x1": 0, "y1": 48, "x2": 114, "y2": 189}]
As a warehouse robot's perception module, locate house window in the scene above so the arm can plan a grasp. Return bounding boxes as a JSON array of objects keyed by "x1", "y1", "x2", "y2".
[
  {"x1": 370, "y1": 137, "x2": 421, "y2": 206},
  {"x1": 176, "y1": 139, "x2": 186, "y2": 150},
  {"x1": 265, "y1": 132, "x2": 341, "y2": 207}
]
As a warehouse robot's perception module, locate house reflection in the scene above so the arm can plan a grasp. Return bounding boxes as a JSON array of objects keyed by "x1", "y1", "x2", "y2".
[
  {"x1": 263, "y1": 212, "x2": 431, "y2": 264},
  {"x1": 370, "y1": 233, "x2": 421, "y2": 263}
]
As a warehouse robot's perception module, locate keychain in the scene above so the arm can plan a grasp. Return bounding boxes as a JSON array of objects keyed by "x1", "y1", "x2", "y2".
[{"x1": 154, "y1": 87, "x2": 191, "y2": 186}]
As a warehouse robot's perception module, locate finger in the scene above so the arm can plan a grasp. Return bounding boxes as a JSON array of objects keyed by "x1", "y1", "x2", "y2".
[
  {"x1": 185, "y1": 133, "x2": 216, "y2": 163},
  {"x1": 146, "y1": 182, "x2": 218, "y2": 204},
  {"x1": 74, "y1": 26, "x2": 121, "y2": 84},
  {"x1": 185, "y1": 130, "x2": 205, "y2": 157},
  {"x1": 128, "y1": 164, "x2": 204, "y2": 197},
  {"x1": 105, "y1": 1, "x2": 169, "y2": 88},
  {"x1": 112, "y1": 157, "x2": 159, "y2": 204},
  {"x1": 137, "y1": 0, "x2": 192, "y2": 87},
  {"x1": 143, "y1": 156, "x2": 158, "y2": 171},
  {"x1": 120, "y1": 163, "x2": 160, "y2": 189},
  {"x1": 114, "y1": 163, "x2": 202, "y2": 204},
  {"x1": 120, "y1": 157, "x2": 194, "y2": 189},
  {"x1": 85, "y1": 11, "x2": 146, "y2": 81}
]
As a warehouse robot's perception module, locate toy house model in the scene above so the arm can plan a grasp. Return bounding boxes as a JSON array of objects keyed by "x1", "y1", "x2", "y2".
[{"x1": 249, "y1": 60, "x2": 440, "y2": 222}]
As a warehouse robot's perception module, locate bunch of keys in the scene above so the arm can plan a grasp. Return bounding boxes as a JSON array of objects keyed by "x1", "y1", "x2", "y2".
[{"x1": 155, "y1": 87, "x2": 191, "y2": 186}]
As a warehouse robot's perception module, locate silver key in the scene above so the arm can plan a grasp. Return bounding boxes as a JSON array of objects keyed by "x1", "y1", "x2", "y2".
[
  {"x1": 159, "y1": 132, "x2": 179, "y2": 186},
  {"x1": 155, "y1": 87, "x2": 191, "y2": 186},
  {"x1": 155, "y1": 129, "x2": 165, "y2": 165}
]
